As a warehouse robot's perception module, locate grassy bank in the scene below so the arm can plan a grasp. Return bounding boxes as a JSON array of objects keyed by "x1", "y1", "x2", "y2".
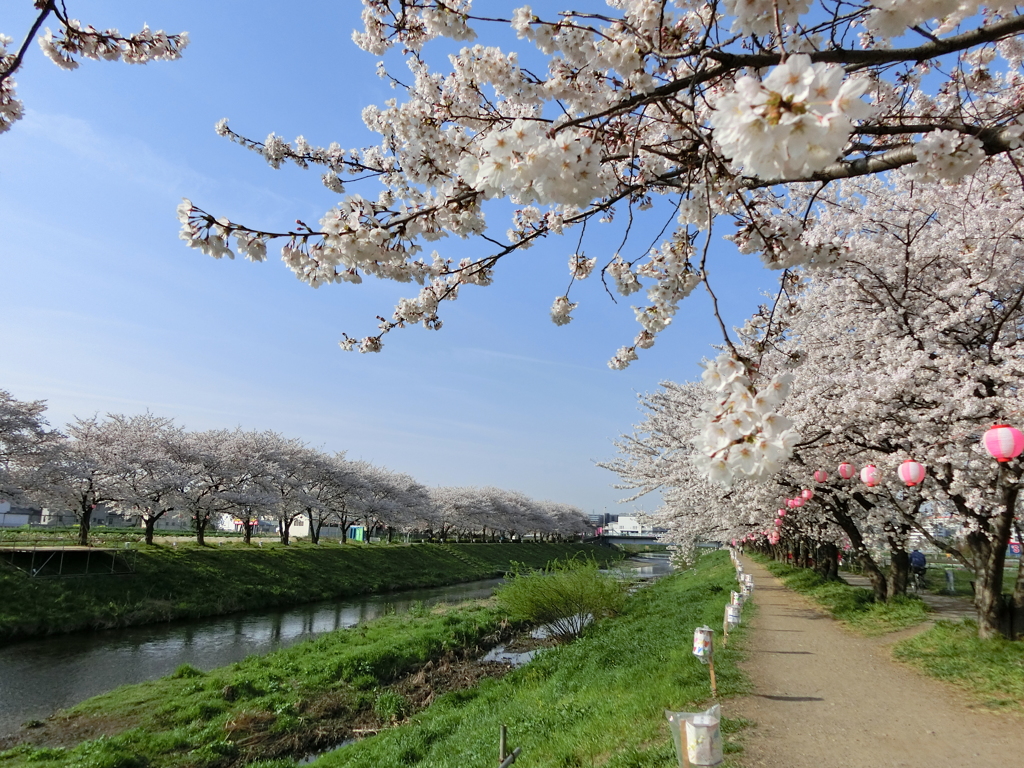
[
  {"x1": 756, "y1": 557, "x2": 929, "y2": 635},
  {"x1": 893, "y1": 621, "x2": 1024, "y2": 711},
  {"x1": 0, "y1": 551, "x2": 748, "y2": 768},
  {"x1": 0, "y1": 603, "x2": 511, "y2": 768},
  {"x1": 0, "y1": 542, "x2": 620, "y2": 642},
  {"x1": 312, "y1": 551, "x2": 747, "y2": 768}
]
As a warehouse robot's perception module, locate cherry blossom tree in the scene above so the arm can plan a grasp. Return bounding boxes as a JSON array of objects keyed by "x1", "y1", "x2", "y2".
[
  {"x1": 166, "y1": 429, "x2": 263, "y2": 546},
  {"x1": 347, "y1": 463, "x2": 427, "y2": 542},
  {"x1": 180, "y1": 0, "x2": 1024, "y2": 376},
  {"x1": 624, "y1": 158, "x2": 1024, "y2": 635},
  {"x1": 102, "y1": 413, "x2": 188, "y2": 546},
  {"x1": 1, "y1": 1, "x2": 188, "y2": 136},
  {"x1": 0, "y1": 388, "x2": 55, "y2": 503},
  {"x1": 30, "y1": 415, "x2": 127, "y2": 545},
  {"x1": 300, "y1": 451, "x2": 369, "y2": 545}
]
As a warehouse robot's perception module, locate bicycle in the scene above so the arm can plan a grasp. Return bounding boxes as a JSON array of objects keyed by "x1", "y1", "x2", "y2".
[{"x1": 909, "y1": 567, "x2": 927, "y2": 594}]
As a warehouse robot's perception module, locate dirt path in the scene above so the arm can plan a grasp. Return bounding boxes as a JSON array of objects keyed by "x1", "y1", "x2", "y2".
[{"x1": 731, "y1": 557, "x2": 1023, "y2": 768}]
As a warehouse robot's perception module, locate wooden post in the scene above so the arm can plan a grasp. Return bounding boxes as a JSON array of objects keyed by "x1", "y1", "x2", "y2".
[
  {"x1": 708, "y1": 657, "x2": 718, "y2": 698},
  {"x1": 499, "y1": 724, "x2": 507, "y2": 763}
]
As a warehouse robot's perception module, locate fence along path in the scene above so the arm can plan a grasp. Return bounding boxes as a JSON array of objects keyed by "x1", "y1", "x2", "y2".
[{"x1": 731, "y1": 556, "x2": 1023, "y2": 768}]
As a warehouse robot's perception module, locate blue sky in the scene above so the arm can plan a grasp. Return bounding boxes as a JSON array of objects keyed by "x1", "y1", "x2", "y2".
[{"x1": 0, "y1": 1, "x2": 774, "y2": 515}]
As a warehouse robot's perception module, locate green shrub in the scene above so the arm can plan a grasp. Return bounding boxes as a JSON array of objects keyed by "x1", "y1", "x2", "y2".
[
  {"x1": 168, "y1": 664, "x2": 204, "y2": 679},
  {"x1": 373, "y1": 690, "x2": 410, "y2": 723},
  {"x1": 495, "y1": 557, "x2": 628, "y2": 641}
]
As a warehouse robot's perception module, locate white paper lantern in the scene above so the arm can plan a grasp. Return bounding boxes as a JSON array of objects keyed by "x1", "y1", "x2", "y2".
[
  {"x1": 686, "y1": 713, "x2": 724, "y2": 766},
  {"x1": 692, "y1": 626, "x2": 714, "y2": 663}
]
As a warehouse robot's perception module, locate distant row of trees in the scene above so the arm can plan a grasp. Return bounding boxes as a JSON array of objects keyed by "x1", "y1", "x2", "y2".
[{"x1": 0, "y1": 390, "x2": 589, "y2": 546}]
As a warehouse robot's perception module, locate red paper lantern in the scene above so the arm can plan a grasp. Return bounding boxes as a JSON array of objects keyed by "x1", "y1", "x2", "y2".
[
  {"x1": 898, "y1": 459, "x2": 926, "y2": 487},
  {"x1": 800, "y1": 488, "x2": 814, "y2": 500},
  {"x1": 983, "y1": 424, "x2": 1024, "y2": 463},
  {"x1": 860, "y1": 464, "x2": 880, "y2": 487},
  {"x1": 838, "y1": 462, "x2": 856, "y2": 479},
  {"x1": 814, "y1": 470, "x2": 828, "y2": 483}
]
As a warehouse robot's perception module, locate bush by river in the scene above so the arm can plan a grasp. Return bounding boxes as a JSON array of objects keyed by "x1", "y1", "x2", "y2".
[{"x1": 0, "y1": 542, "x2": 620, "y2": 642}]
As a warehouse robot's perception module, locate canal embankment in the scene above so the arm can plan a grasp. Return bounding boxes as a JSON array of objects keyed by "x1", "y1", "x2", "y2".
[
  {"x1": 0, "y1": 552, "x2": 743, "y2": 768},
  {"x1": 0, "y1": 542, "x2": 620, "y2": 643}
]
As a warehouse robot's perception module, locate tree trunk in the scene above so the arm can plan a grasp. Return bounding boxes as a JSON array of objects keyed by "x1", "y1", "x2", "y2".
[
  {"x1": 386, "y1": 526, "x2": 394, "y2": 544},
  {"x1": 819, "y1": 542, "x2": 839, "y2": 580},
  {"x1": 969, "y1": 472, "x2": 1019, "y2": 638},
  {"x1": 144, "y1": 516, "x2": 157, "y2": 546},
  {"x1": 242, "y1": 519, "x2": 254, "y2": 545},
  {"x1": 195, "y1": 516, "x2": 208, "y2": 546},
  {"x1": 889, "y1": 548, "x2": 909, "y2": 599},
  {"x1": 1012, "y1": 522, "x2": 1024, "y2": 639},
  {"x1": 280, "y1": 518, "x2": 291, "y2": 546},
  {"x1": 77, "y1": 507, "x2": 93, "y2": 546}
]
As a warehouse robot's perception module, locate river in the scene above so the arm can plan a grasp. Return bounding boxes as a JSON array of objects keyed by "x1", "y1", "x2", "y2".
[{"x1": 0, "y1": 556, "x2": 672, "y2": 737}]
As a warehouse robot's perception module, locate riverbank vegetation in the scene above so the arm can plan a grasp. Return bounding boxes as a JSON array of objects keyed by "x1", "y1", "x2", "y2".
[
  {"x1": 0, "y1": 552, "x2": 746, "y2": 768},
  {"x1": 758, "y1": 557, "x2": 929, "y2": 635},
  {"x1": 0, "y1": 603, "x2": 513, "y2": 767},
  {"x1": 495, "y1": 556, "x2": 627, "y2": 641},
  {"x1": 0, "y1": 542, "x2": 620, "y2": 643}
]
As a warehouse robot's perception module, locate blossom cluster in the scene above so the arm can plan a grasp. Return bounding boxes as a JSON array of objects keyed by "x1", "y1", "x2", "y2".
[
  {"x1": 458, "y1": 119, "x2": 613, "y2": 207},
  {"x1": 711, "y1": 54, "x2": 873, "y2": 179},
  {"x1": 38, "y1": 21, "x2": 188, "y2": 70},
  {"x1": 0, "y1": 34, "x2": 23, "y2": 135},
  {"x1": 904, "y1": 130, "x2": 987, "y2": 184},
  {"x1": 723, "y1": 0, "x2": 812, "y2": 36},
  {"x1": 693, "y1": 353, "x2": 800, "y2": 485}
]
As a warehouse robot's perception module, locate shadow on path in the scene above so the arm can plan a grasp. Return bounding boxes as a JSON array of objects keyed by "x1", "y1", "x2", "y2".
[{"x1": 730, "y1": 556, "x2": 1022, "y2": 768}]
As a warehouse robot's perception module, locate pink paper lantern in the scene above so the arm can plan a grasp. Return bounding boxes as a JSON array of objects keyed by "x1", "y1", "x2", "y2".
[
  {"x1": 860, "y1": 464, "x2": 880, "y2": 487},
  {"x1": 774, "y1": 518, "x2": 783, "y2": 527},
  {"x1": 778, "y1": 509, "x2": 786, "y2": 517},
  {"x1": 814, "y1": 470, "x2": 828, "y2": 483},
  {"x1": 801, "y1": 489, "x2": 814, "y2": 500},
  {"x1": 791, "y1": 497, "x2": 805, "y2": 508},
  {"x1": 838, "y1": 462, "x2": 856, "y2": 479},
  {"x1": 983, "y1": 424, "x2": 1024, "y2": 463},
  {"x1": 898, "y1": 459, "x2": 926, "y2": 487}
]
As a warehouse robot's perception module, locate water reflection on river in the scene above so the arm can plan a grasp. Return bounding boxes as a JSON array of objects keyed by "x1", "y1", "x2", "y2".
[{"x1": 0, "y1": 555, "x2": 673, "y2": 737}]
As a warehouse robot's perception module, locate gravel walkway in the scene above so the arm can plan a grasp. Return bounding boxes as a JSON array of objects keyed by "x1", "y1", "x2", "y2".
[{"x1": 731, "y1": 556, "x2": 1023, "y2": 768}]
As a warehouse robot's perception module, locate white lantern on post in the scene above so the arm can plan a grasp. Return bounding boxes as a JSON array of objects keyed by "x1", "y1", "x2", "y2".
[{"x1": 692, "y1": 626, "x2": 714, "y2": 663}]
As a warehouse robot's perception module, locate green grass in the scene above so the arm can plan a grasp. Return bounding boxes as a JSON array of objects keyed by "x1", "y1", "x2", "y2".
[
  {"x1": 922, "y1": 565, "x2": 1018, "y2": 598},
  {"x1": 893, "y1": 620, "x2": 1024, "y2": 710},
  {"x1": 757, "y1": 558, "x2": 930, "y2": 635},
  {"x1": 0, "y1": 603, "x2": 509, "y2": 768},
  {"x1": 0, "y1": 542, "x2": 621, "y2": 642},
  {"x1": 312, "y1": 551, "x2": 747, "y2": 768},
  {"x1": 0, "y1": 551, "x2": 748, "y2": 768}
]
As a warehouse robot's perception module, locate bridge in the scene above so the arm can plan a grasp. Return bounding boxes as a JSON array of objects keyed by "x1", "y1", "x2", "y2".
[{"x1": 588, "y1": 533, "x2": 674, "y2": 547}]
